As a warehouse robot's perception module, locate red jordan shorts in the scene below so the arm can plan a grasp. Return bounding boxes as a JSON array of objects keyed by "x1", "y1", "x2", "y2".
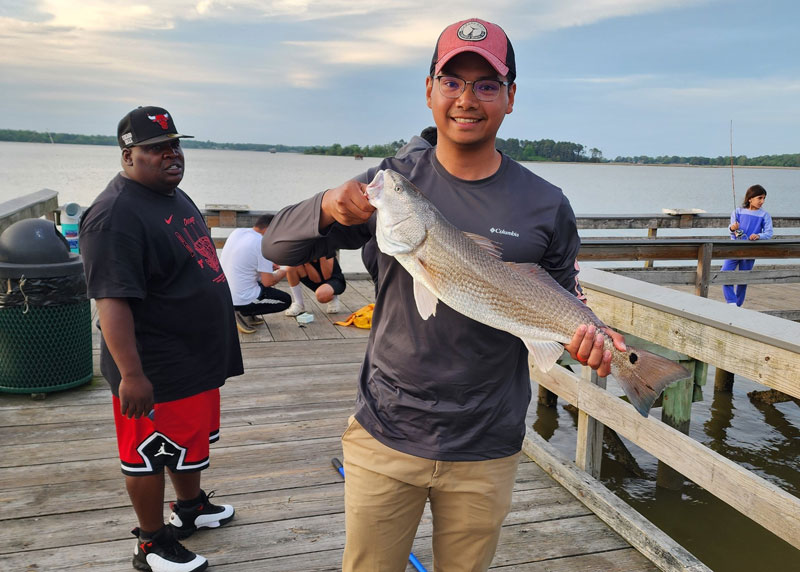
[{"x1": 113, "y1": 388, "x2": 220, "y2": 476}]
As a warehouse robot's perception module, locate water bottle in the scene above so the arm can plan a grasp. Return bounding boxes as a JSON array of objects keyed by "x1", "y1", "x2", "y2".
[{"x1": 61, "y1": 202, "x2": 81, "y2": 253}]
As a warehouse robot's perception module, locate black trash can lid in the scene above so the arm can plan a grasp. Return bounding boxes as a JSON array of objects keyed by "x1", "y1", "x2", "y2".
[{"x1": 0, "y1": 218, "x2": 83, "y2": 278}]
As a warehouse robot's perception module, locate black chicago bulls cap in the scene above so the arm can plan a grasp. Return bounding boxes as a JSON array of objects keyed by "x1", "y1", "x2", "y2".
[{"x1": 117, "y1": 106, "x2": 194, "y2": 149}]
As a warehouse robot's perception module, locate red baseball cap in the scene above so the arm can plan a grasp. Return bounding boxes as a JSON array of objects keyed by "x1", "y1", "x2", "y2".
[{"x1": 430, "y1": 19, "x2": 516, "y2": 82}]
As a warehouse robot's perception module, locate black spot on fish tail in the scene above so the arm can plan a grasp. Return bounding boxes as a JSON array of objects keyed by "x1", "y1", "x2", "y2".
[{"x1": 612, "y1": 348, "x2": 691, "y2": 417}]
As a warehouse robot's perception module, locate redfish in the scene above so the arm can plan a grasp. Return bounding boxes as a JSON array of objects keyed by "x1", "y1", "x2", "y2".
[{"x1": 365, "y1": 169, "x2": 689, "y2": 416}]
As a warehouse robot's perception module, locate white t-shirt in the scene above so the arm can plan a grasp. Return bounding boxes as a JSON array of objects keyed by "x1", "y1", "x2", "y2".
[{"x1": 220, "y1": 228, "x2": 274, "y2": 306}]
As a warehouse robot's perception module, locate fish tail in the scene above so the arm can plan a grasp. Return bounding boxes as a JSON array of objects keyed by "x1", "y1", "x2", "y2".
[{"x1": 611, "y1": 348, "x2": 691, "y2": 417}]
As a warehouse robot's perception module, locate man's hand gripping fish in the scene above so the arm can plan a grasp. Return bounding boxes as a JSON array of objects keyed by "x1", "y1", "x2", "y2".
[{"x1": 365, "y1": 169, "x2": 689, "y2": 417}]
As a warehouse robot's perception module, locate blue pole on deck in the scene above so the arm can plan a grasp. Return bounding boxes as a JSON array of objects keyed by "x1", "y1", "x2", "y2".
[{"x1": 331, "y1": 457, "x2": 429, "y2": 572}]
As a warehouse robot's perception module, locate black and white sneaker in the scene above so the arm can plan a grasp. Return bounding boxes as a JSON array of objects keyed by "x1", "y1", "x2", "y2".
[
  {"x1": 132, "y1": 526, "x2": 207, "y2": 572},
  {"x1": 168, "y1": 489, "x2": 235, "y2": 539}
]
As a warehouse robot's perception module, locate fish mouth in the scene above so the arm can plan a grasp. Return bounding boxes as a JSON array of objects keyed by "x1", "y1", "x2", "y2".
[{"x1": 366, "y1": 169, "x2": 385, "y2": 205}]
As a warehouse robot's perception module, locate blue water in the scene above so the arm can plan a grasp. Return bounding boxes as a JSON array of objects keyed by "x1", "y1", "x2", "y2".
[{"x1": 3, "y1": 141, "x2": 799, "y2": 217}]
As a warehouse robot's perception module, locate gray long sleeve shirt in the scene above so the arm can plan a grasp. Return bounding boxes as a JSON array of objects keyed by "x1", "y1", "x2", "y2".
[{"x1": 262, "y1": 149, "x2": 582, "y2": 460}]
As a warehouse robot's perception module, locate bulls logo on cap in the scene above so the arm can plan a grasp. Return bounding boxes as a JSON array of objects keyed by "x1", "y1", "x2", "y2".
[
  {"x1": 148, "y1": 113, "x2": 171, "y2": 130},
  {"x1": 117, "y1": 106, "x2": 194, "y2": 148}
]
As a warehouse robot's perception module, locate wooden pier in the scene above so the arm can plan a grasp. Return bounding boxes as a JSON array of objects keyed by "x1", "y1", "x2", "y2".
[
  {"x1": 0, "y1": 278, "x2": 702, "y2": 572},
  {"x1": 2, "y1": 192, "x2": 799, "y2": 570}
]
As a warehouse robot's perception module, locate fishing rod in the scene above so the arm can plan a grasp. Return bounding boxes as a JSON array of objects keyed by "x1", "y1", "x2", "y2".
[
  {"x1": 331, "y1": 458, "x2": 429, "y2": 572},
  {"x1": 729, "y1": 120, "x2": 744, "y2": 238}
]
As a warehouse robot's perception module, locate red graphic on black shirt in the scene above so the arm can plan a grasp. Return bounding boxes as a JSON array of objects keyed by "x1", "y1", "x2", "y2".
[
  {"x1": 147, "y1": 113, "x2": 170, "y2": 129},
  {"x1": 175, "y1": 232, "x2": 195, "y2": 259},
  {"x1": 181, "y1": 216, "x2": 221, "y2": 273}
]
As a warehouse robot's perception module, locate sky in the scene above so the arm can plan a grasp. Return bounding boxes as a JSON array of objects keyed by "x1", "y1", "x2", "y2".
[{"x1": 1, "y1": 0, "x2": 798, "y2": 159}]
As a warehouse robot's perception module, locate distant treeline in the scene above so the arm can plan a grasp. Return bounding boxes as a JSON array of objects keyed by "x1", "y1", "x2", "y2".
[
  {"x1": 612, "y1": 154, "x2": 800, "y2": 168},
  {"x1": 1, "y1": 128, "x2": 797, "y2": 167},
  {"x1": 495, "y1": 138, "x2": 601, "y2": 162},
  {"x1": 304, "y1": 137, "x2": 601, "y2": 163},
  {"x1": 303, "y1": 141, "x2": 407, "y2": 158},
  {"x1": 0, "y1": 129, "x2": 117, "y2": 146},
  {"x1": 0, "y1": 129, "x2": 306, "y2": 153}
]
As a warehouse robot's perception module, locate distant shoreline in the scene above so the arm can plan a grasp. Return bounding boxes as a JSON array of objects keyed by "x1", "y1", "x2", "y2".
[
  {"x1": 1, "y1": 130, "x2": 798, "y2": 168},
  {"x1": 563, "y1": 161, "x2": 800, "y2": 170}
]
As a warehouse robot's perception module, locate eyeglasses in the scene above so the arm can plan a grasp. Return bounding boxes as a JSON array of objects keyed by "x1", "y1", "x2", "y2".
[{"x1": 434, "y1": 75, "x2": 511, "y2": 102}]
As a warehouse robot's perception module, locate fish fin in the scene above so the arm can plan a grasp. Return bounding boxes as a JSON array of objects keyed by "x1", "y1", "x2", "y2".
[
  {"x1": 611, "y1": 347, "x2": 691, "y2": 417},
  {"x1": 524, "y1": 340, "x2": 566, "y2": 372},
  {"x1": 413, "y1": 277, "x2": 439, "y2": 319},
  {"x1": 463, "y1": 232, "x2": 504, "y2": 260},
  {"x1": 508, "y1": 262, "x2": 561, "y2": 285}
]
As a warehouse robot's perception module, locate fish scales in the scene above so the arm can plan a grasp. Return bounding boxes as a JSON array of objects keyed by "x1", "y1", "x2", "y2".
[
  {"x1": 407, "y1": 217, "x2": 599, "y2": 343},
  {"x1": 366, "y1": 169, "x2": 690, "y2": 417}
]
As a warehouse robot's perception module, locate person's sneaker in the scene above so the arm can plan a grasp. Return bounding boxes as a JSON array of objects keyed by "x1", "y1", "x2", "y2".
[
  {"x1": 284, "y1": 302, "x2": 305, "y2": 317},
  {"x1": 326, "y1": 297, "x2": 342, "y2": 314},
  {"x1": 234, "y1": 311, "x2": 256, "y2": 334},
  {"x1": 245, "y1": 314, "x2": 264, "y2": 327},
  {"x1": 168, "y1": 489, "x2": 235, "y2": 540},
  {"x1": 132, "y1": 525, "x2": 208, "y2": 572}
]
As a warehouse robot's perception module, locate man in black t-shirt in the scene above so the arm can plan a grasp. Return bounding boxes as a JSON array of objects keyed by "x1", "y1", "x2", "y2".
[{"x1": 80, "y1": 106, "x2": 243, "y2": 572}]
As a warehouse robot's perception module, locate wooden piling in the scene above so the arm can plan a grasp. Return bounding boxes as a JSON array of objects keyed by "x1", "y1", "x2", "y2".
[
  {"x1": 537, "y1": 385, "x2": 558, "y2": 407},
  {"x1": 656, "y1": 373, "x2": 694, "y2": 490},
  {"x1": 714, "y1": 368, "x2": 735, "y2": 392}
]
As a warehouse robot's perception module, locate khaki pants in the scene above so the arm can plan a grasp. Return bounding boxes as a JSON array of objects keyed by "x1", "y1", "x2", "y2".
[{"x1": 341, "y1": 417, "x2": 520, "y2": 572}]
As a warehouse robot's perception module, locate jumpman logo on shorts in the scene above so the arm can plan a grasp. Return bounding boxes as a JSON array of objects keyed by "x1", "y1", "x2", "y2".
[{"x1": 155, "y1": 442, "x2": 175, "y2": 457}]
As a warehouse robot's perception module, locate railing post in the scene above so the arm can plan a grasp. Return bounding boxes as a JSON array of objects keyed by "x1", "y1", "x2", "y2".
[
  {"x1": 575, "y1": 367, "x2": 605, "y2": 478},
  {"x1": 694, "y1": 242, "x2": 713, "y2": 297},
  {"x1": 643, "y1": 226, "x2": 657, "y2": 268}
]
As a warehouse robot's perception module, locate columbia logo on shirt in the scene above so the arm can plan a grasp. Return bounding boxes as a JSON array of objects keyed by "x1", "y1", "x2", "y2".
[{"x1": 490, "y1": 227, "x2": 519, "y2": 237}]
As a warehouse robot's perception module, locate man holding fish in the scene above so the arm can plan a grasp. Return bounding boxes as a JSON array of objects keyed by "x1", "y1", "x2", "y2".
[{"x1": 263, "y1": 18, "x2": 684, "y2": 572}]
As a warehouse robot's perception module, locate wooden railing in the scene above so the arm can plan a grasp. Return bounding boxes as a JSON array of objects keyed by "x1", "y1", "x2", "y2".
[
  {"x1": 525, "y1": 267, "x2": 800, "y2": 568},
  {"x1": 575, "y1": 212, "x2": 800, "y2": 233},
  {"x1": 4, "y1": 195, "x2": 798, "y2": 309},
  {"x1": 0, "y1": 190, "x2": 59, "y2": 234},
  {"x1": 200, "y1": 209, "x2": 800, "y2": 234},
  {"x1": 4, "y1": 194, "x2": 796, "y2": 245},
  {"x1": 579, "y1": 237, "x2": 800, "y2": 297}
]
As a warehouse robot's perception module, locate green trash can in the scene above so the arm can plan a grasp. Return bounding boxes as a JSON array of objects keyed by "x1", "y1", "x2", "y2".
[{"x1": 0, "y1": 218, "x2": 93, "y2": 394}]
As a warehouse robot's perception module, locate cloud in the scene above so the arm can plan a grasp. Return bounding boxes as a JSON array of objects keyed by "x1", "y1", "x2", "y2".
[
  {"x1": 614, "y1": 77, "x2": 800, "y2": 107},
  {"x1": 521, "y1": 0, "x2": 705, "y2": 31},
  {"x1": 39, "y1": 0, "x2": 172, "y2": 31},
  {"x1": 1, "y1": 1, "x2": 706, "y2": 87},
  {"x1": 559, "y1": 74, "x2": 658, "y2": 85},
  {"x1": 191, "y1": 0, "x2": 378, "y2": 20}
]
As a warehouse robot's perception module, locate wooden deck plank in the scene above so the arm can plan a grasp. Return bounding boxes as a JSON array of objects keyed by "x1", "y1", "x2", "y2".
[{"x1": 0, "y1": 280, "x2": 678, "y2": 571}]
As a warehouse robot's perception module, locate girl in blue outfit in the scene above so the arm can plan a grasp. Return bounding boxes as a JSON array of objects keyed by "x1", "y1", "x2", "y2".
[{"x1": 722, "y1": 184, "x2": 773, "y2": 306}]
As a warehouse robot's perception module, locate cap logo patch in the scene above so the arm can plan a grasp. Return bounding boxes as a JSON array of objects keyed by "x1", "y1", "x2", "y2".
[
  {"x1": 147, "y1": 113, "x2": 170, "y2": 130},
  {"x1": 457, "y1": 22, "x2": 487, "y2": 41},
  {"x1": 121, "y1": 132, "x2": 133, "y2": 146}
]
